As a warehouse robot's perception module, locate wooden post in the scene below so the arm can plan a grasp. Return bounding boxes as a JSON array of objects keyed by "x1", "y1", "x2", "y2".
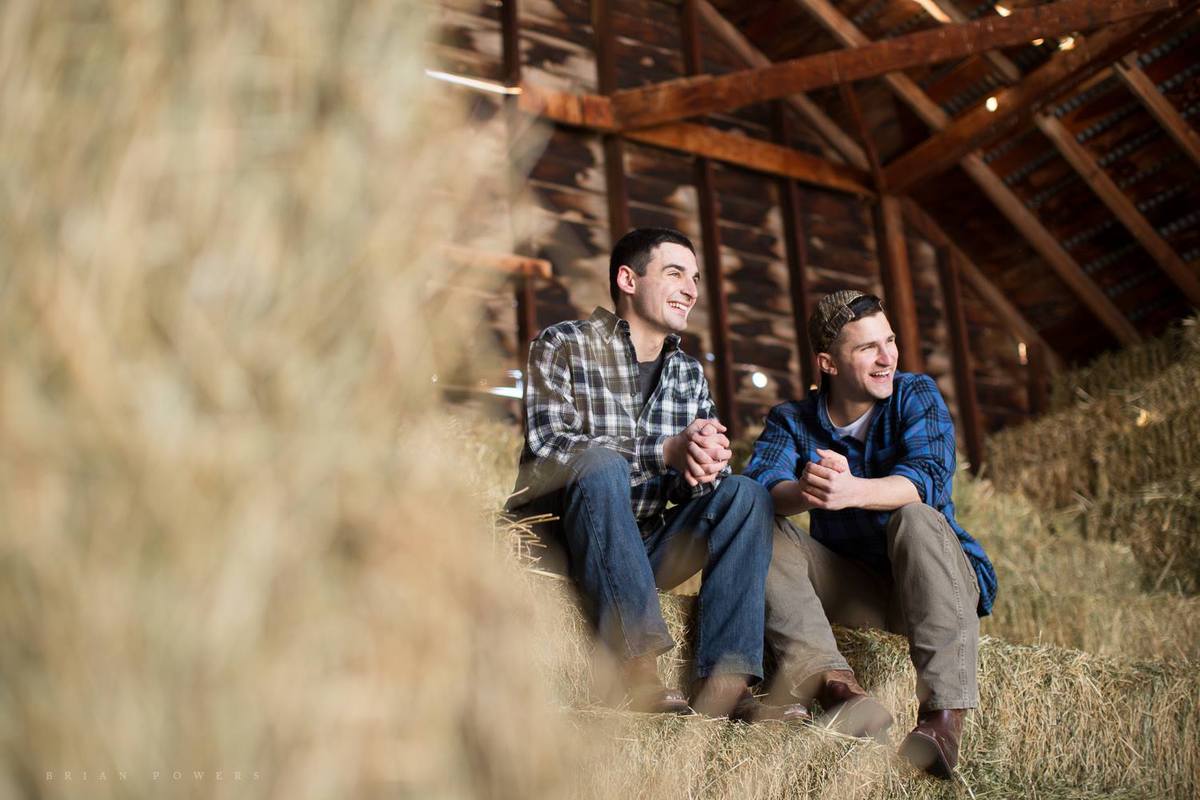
[
  {"x1": 500, "y1": 0, "x2": 539, "y2": 346},
  {"x1": 936, "y1": 246, "x2": 985, "y2": 473},
  {"x1": 682, "y1": 0, "x2": 738, "y2": 434},
  {"x1": 837, "y1": 81, "x2": 923, "y2": 373},
  {"x1": 592, "y1": 0, "x2": 630, "y2": 240},
  {"x1": 773, "y1": 104, "x2": 816, "y2": 391},
  {"x1": 1026, "y1": 340, "x2": 1051, "y2": 417}
]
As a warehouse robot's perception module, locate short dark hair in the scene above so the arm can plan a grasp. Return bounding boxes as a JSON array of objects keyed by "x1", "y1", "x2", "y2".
[{"x1": 609, "y1": 227, "x2": 696, "y2": 308}]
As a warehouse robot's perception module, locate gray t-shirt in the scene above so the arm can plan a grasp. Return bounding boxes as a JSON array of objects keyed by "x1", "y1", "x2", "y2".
[{"x1": 638, "y1": 350, "x2": 666, "y2": 409}]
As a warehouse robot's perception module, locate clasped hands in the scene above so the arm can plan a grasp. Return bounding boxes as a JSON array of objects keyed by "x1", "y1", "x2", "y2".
[
  {"x1": 664, "y1": 418, "x2": 731, "y2": 487},
  {"x1": 800, "y1": 448, "x2": 862, "y2": 511}
]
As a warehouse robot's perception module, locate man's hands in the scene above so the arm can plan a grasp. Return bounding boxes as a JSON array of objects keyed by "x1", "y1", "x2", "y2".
[
  {"x1": 664, "y1": 418, "x2": 732, "y2": 487},
  {"x1": 799, "y1": 448, "x2": 864, "y2": 511}
]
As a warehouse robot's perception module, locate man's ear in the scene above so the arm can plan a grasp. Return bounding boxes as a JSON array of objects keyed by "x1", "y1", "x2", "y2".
[
  {"x1": 816, "y1": 352, "x2": 836, "y2": 376},
  {"x1": 615, "y1": 264, "x2": 637, "y2": 297}
]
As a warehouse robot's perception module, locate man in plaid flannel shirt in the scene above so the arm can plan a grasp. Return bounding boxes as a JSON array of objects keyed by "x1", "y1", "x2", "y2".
[
  {"x1": 744, "y1": 290, "x2": 998, "y2": 778},
  {"x1": 509, "y1": 228, "x2": 806, "y2": 723}
]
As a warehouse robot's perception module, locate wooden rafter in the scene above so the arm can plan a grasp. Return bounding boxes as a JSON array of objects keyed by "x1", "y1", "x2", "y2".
[
  {"x1": 1114, "y1": 53, "x2": 1200, "y2": 170},
  {"x1": 695, "y1": 0, "x2": 870, "y2": 171},
  {"x1": 699, "y1": 1, "x2": 1059, "y2": 379},
  {"x1": 608, "y1": 0, "x2": 1173, "y2": 130},
  {"x1": 884, "y1": 5, "x2": 1191, "y2": 192},
  {"x1": 1034, "y1": 115, "x2": 1200, "y2": 306},
  {"x1": 900, "y1": 199, "x2": 1062, "y2": 374},
  {"x1": 791, "y1": 0, "x2": 1142, "y2": 345},
  {"x1": 516, "y1": 83, "x2": 873, "y2": 196},
  {"x1": 924, "y1": 3, "x2": 1200, "y2": 316}
]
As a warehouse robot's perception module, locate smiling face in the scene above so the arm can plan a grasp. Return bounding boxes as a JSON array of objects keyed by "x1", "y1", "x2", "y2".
[
  {"x1": 615, "y1": 242, "x2": 700, "y2": 336},
  {"x1": 819, "y1": 311, "x2": 898, "y2": 406}
]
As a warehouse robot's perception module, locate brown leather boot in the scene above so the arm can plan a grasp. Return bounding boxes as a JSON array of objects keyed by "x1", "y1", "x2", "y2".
[
  {"x1": 690, "y1": 674, "x2": 810, "y2": 724},
  {"x1": 813, "y1": 670, "x2": 894, "y2": 742},
  {"x1": 899, "y1": 707, "x2": 966, "y2": 778},
  {"x1": 620, "y1": 653, "x2": 691, "y2": 714}
]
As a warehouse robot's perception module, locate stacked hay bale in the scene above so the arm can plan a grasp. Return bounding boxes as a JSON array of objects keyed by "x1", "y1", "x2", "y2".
[
  {"x1": 518, "y1": 564, "x2": 1200, "y2": 799},
  {"x1": 987, "y1": 317, "x2": 1200, "y2": 593}
]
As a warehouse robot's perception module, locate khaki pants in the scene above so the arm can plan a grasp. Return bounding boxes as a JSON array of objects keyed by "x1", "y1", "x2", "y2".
[{"x1": 765, "y1": 503, "x2": 980, "y2": 711}]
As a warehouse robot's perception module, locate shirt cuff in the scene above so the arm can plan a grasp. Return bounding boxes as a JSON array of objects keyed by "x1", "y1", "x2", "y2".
[
  {"x1": 745, "y1": 468, "x2": 794, "y2": 493},
  {"x1": 890, "y1": 464, "x2": 931, "y2": 503},
  {"x1": 633, "y1": 434, "x2": 668, "y2": 478}
]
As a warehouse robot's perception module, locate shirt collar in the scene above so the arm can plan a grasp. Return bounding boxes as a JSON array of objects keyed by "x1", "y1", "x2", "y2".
[{"x1": 589, "y1": 307, "x2": 681, "y2": 352}]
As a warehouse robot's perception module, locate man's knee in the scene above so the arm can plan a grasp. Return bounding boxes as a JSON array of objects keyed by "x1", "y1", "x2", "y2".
[
  {"x1": 887, "y1": 503, "x2": 946, "y2": 548},
  {"x1": 715, "y1": 475, "x2": 772, "y2": 526},
  {"x1": 567, "y1": 447, "x2": 631, "y2": 486}
]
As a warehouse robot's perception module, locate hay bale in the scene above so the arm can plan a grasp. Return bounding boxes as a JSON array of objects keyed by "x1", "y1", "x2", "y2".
[
  {"x1": 988, "y1": 352, "x2": 1200, "y2": 508},
  {"x1": 1079, "y1": 470, "x2": 1200, "y2": 595},
  {"x1": 549, "y1": 623, "x2": 1200, "y2": 798},
  {"x1": 1048, "y1": 315, "x2": 1200, "y2": 412},
  {"x1": 0, "y1": 2, "x2": 577, "y2": 797}
]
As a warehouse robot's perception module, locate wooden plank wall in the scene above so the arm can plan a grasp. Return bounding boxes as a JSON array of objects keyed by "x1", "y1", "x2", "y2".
[{"x1": 428, "y1": 0, "x2": 1031, "y2": 439}]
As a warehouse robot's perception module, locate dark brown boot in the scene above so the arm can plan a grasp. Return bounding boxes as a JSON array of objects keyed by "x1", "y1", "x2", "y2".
[
  {"x1": 899, "y1": 707, "x2": 966, "y2": 778},
  {"x1": 691, "y1": 674, "x2": 809, "y2": 724},
  {"x1": 620, "y1": 653, "x2": 691, "y2": 714},
  {"x1": 813, "y1": 670, "x2": 893, "y2": 741}
]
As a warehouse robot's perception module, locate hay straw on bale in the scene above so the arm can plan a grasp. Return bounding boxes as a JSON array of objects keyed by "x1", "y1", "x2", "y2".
[
  {"x1": 1076, "y1": 469, "x2": 1200, "y2": 595},
  {"x1": 988, "y1": 349, "x2": 1200, "y2": 509},
  {"x1": 533, "y1": 576, "x2": 1200, "y2": 800},
  {"x1": 0, "y1": 1, "x2": 577, "y2": 798},
  {"x1": 1048, "y1": 315, "x2": 1200, "y2": 411}
]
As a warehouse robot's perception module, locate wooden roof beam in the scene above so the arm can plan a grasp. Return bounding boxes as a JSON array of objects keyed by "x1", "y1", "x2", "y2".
[
  {"x1": 1035, "y1": 115, "x2": 1200, "y2": 306},
  {"x1": 884, "y1": 4, "x2": 1191, "y2": 192},
  {"x1": 1114, "y1": 52, "x2": 1200, "y2": 171},
  {"x1": 900, "y1": 199, "x2": 1063, "y2": 373},
  {"x1": 694, "y1": 0, "x2": 870, "y2": 171},
  {"x1": 608, "y1": 0, "x2": 1172, "y2": 130},
  {"x1": 919, "y1": 4, "x2": 1200, "y2": 316},
  {"x1": 792, "y1": 0, "x2": 1142, "y2": 346},
  {"x1": 925, "y1": 0, "x2": 1022, "y2": 84},
  {"x1": 517, "y1": 84, "x2": 873, "y2": 196}
]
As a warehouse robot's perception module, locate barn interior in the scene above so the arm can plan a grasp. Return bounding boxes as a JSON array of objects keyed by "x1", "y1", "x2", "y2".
[{"x1": 430, "y1": 0, "x2": 1200, "y2": 467}]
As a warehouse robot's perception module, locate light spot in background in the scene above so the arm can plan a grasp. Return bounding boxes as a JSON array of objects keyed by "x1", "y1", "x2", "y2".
[
  {"x1": 1059, "y1": 36, "x2": 1076, "y2": 51},
  {"x1": 424, "y1": 69, "x2": 522, "y2": 95},
  {"x1": 751, "y1": 371, "x2": 769, "y2": 389},
  {"x1": 995, "y1": 4, "x2": 1012, "y2": 17},
  {"x1": 986, "y1": 96, "x2": 999, "y2": 112},
  {"x1": 1017, "y1": 342, "x2": 1028, "y2": 365}
]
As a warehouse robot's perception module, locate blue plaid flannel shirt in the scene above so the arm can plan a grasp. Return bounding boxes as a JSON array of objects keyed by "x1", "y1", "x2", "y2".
[
  {"x1": 508, "y1": 307, "x2": 728, "y2": 520},
  {"x1": 744, "y1": 372, "x2": 997, "y2": 616}
]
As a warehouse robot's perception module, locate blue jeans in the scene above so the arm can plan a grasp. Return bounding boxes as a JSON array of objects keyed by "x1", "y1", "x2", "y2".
[{"x1": 526, "y1": 448, "x2": 773, "y2": 681}]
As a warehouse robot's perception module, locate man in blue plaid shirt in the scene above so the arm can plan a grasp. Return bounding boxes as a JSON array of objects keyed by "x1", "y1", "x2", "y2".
[
  {"x1": 745, "y1": 290, "x2": 998, "y2": 778},
  {"x1": 509, "y1": 228, "x2": 805, "y2": 723}
]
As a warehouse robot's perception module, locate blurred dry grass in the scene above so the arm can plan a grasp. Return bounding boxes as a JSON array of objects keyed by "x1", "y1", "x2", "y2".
[{"x1": 0, "y1": 1, "x2": 577, "y2": 798}]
